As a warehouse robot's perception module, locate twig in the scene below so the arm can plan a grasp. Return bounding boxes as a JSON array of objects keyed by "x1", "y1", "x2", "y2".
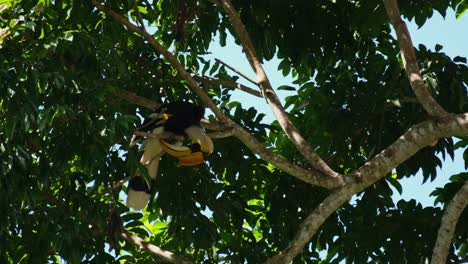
[
  {"x1": 193, "y1": 75, "x2": 262, "y2": 97},
  {"x1": 114, "y1": 89, "x2": 161, "y2": 110},
  {"x1": 201, "y1": 118, "x2": 225, "y2": 131},
  {"x1": 0, "y1": 4, "x2": 7, "y2": 12},
  {"x1": 112, "y1": 176, "x2": 133, "y2": 190},
  {"x1": 0, "y1": 27, "x2": 11, "y2": 40},
  {"x1": 217, "y1": 0, "x2": 339, "y2": 179},
  {"x1": 383, "y1": 0, "x2": 448, "y2": 118},
  {"x1": 207, "y1": 129, "x2": 235, "y2": 138},
  {"x1": 431, "y1": 179, "x2": 468, "y2": 264},
  {"x1": 134, "y1": 0, "x2": 146, "y2": 31},
  {"x1": 121, "y1": 230, "x2": 194, "y2": 264},
  {"x1": 214, "y1": 58, "x2": 258, "y2": 86}
]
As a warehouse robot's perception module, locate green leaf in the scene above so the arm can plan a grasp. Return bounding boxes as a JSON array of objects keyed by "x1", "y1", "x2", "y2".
[
  {"x1": 147, "y1": 221, "x2": 167, "y2": 235},
  {"x1": 464, "y1": 148, "x2": 468, "y2": 170},
  {"x1": 456, "y1": 1, "x2": 468, "y2": 18},
  {"x1": 277, "y1": 85, "x2": 296, "y2": 91},
  {"x1": 453, "y1": 56, "x2": 467, "y2": 63},
  {"x1": 386, "y1": 175, "x2": 403, "y2": 194},
  {"x1": 210, "y1": 60, "x2": 220, "y2": 75},
  {"x1": 121, "y1": 212, "x2": 143, "y2": 223}
]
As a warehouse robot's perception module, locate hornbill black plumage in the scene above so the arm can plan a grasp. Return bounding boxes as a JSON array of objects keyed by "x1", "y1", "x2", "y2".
[{"x1": 126, "y1": 102, "x2": 213, "y2": 210}]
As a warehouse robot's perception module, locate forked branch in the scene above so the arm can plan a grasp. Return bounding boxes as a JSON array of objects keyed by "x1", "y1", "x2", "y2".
[
  {"x1": 121, "y1": 230, "x2": 194, "y2": 264},
  {"x1": 383, "y1": 0, "x2": 448, "y2": 118},
  {"x1": 217, "y1": 0, "x2": 339, "y2": 179},
  {"x1": 268, "y1": 113, "x2": 468, "y2": 263}
]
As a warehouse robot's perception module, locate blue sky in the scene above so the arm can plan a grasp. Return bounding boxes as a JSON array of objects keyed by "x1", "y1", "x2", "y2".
[{"x1": 203, "y1": 8, "x2": 468, "y2": 207}]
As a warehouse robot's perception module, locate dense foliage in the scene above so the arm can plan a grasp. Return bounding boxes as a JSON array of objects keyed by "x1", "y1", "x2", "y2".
[{"x1": 0, "y1": 0, "x2": 467, "y2": 263}]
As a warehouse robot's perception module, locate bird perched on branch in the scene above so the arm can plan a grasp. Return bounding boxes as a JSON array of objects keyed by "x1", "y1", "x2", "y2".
[{"x1": 126, "y1": 101, "x2": 213, "y2": 210}]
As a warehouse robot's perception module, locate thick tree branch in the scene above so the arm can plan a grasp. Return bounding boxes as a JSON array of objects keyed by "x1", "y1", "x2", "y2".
[
  {"x1": 232, "y1": 126, "x2": 346, "y2": 188},
  {"x1": 92, "y1": 0, "x2": 345, "y2": 189},
  {"x1": 431, "y1": 179, "x2": 468, "y2": 264},
  {"x1": 268, "y1": 113, "x2": 468, "y2": 263},
  {"x1": 121, "y1": 230, "x2": 194, "y2": 264},
  {"x1": 383, "y1": 0, "x2": 448, "y2": 118},
  {"x1": 193, "y1": 75, "x2": 262, "y2": 97},
  {"x1": 217, "y1": 0, "x2": 338, "y2": 178}
]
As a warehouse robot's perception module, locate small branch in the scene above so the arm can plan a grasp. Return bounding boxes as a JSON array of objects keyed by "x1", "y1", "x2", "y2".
[
  {"x1": 431, "y1": 179, "x2": 468, "y2": 264},
  {"x1": 121, "y1": 230, "x2": 194, "y2": 264},
  {"x1": 267, "y1": 113, "x2": 468, "y2": 263},
  {"x1": 193, "y1": 75, "x2": 262, "y2": 97},
  {"x1": 133, "y1": 0, "x2": 146, "y2": 31},
  {"x1": 112, "y1": 176, "x2": 132, "y2": 190},
  {"x1": 114, "y1": 89, "x2": 161, "y2": 110},
  {"x1": 207, "y1": 128, "x2": 235, "y2": 139},
  {"x1": 383, "y1": 0, "x2": 448, "y2": 118},
  {"x1": 0, "y1": 4, "x2": 7, "y2": 12},
  {"x1": 214, "y1": 58, "x2": 258, "y2": 86},
  {"x1": 201, "y1": 118, "x2": 225, "y2": 131},
  {"x1": 217, "y1": 0, "x2": 338, "y2": 179}
]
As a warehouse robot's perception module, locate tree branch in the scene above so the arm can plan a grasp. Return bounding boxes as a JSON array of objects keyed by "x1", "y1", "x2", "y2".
[
  {"x1": 0, "y1": 27, "x2": 11, "y2": 40},
  {"x1": 267, "y1": 113, "x2": 468, "y2": 263},
  {"x1": 193, "y1": 75, "x2": 262, "y2": 97},
  {"x1": 231, "y1": 126, "x2": 346, "y2": 188},
  {"x1": 92, "y1": 0, "x2": 345, "y2": 189},
  {"x1": 121, "y1": 230, "x2": 194, "y2": 264},
  {"x1": 383, "y1": 0, "x2": 448, "y2": 118},
  {"x1": 214, "y1": 58, "x2": 258, "y2": 86},
  {"x1": 217, "y1": 0, "x2": 338, "y2": 179},
  {"x1": 114, "y1": 89, "x2": 161, "y2": 110},
  {"x1": 207, "y1": 129, "x2": 235, "y2": 139},
  {"x1": 133, "y1": 0, "x2": 146, "y2": 31},
  {"x1": 45, "y1": 193, "x2": 192, "y2": 263},
  {"x1": 431, "y1": 179, "x2": 468, "y2": 264}
]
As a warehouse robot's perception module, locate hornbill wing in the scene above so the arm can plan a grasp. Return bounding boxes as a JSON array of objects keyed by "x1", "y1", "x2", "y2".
[
  {"x1": 139, "y1": 127, "x2": 165, "y2": 166},
  {"x1": 184, "y1": 125, "x2": 213, "y2": 154}
]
